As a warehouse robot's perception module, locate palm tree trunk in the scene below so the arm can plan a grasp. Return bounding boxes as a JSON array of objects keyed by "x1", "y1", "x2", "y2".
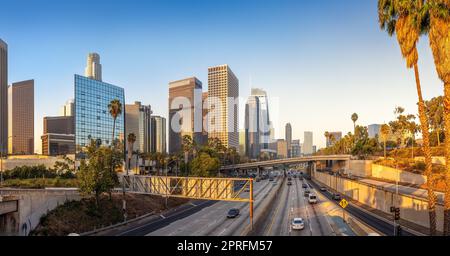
[
  {"x1": 414, "y1": 64, "x2": 437, "y2": 235},
  {"x1": 109, "y1": 117, "x2": 117, "y2": 201},
  {"x1": 437, "y1": 129, "x2": 441, "y2": 146},
  {"x1": 112, "y1": 118, "x2": 116, "y2": 147},
  {"x1": 384, "y1": 139, "x2": 387, "y2": 159},
  {"x1": 444, "y1": 82, "x2": 450, "y2": 235}
]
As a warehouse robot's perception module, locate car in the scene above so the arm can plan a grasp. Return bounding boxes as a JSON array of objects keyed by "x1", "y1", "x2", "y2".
[
  {"x1": 255, "y1": 177, "x2": 261, "y2": 182},
  {"x1": 269, "y1": 177, "x2": 274, "y2": 182},
  {"x1": 244, "y1": 186, "x2": 250, "y2": 192},
  {"x1": 302, "y1": 184, "x2": 308, "y2": 189},
  {"x1": 291, "y1": 218, "x2": 305, "y2": 230},
  {"x1": 287, "y1": 181, "x2": 292, "y2": 186},
  {"x1": 288, "y1": 177, "x2": 292, "y2": 181},
  {"x1": 304, "y1": 190, "x2": 311, "y2": 197},
  {"x1": 320, "y1": 187, "x2": 327, "y2": 192},
  {"x1": 308, "y1": 194, "x2": 317, "y2": 204},
  {"x1": 227, "y1": 208, "x2": 240, "y2": 218},
  {"x1": 332, "y1": 194, "x2": 341, "y2": 201}
]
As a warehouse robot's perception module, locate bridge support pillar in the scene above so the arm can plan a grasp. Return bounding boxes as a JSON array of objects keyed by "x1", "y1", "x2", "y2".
[{"x1": 256, "y1": 166, "x2": 260, "y2": 177}]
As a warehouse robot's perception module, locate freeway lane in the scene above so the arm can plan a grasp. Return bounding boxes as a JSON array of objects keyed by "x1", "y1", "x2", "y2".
[
  {"x1": 309, "y1": 180, "x2": 416, "y2": 236},
  {"x1": 261, "y1": 177, "x2": 335, "y2": 236},
  {"x1": 147, "y1": 177, "x2": 278, "y2": 236}
]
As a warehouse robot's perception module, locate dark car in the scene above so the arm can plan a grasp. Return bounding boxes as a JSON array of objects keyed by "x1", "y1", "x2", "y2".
[
  {"x1": 269, "y1": 177, "x2": 274, "y2": 182},
  {"x1": 288, "y1": 177, "x2": 292, "y2": 181},
  {"x1": 302, "y1": 184, "x2": 308, "y2": 189},
  {"x1": 320, "y1": 187, "x2": 327, "y2": 192},
  {"x1": 332, "y1": 194, "x2": 341, "y2": 201},
  {"x1": 227, "y1": 208, "x2": 240, "y2": 218},
  {"x1": 287, "y1": 181, "x2": 292, "y2": 186},
  {"x1": 304, "y1": 190, "x2": 311, "y2": 197}
]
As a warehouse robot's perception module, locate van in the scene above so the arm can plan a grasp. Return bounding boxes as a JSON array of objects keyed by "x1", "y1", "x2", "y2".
[{"x1": 308, "y1": 194, "x2": 317, "y2": 204}]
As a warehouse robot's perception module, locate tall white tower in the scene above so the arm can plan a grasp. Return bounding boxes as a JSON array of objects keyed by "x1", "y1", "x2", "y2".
[{"x1": 85, "y1": 53, "x2": 102, "y2": 81}]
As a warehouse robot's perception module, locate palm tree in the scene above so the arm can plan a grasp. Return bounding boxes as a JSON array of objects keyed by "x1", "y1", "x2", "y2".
[
  {"x1": 127, "y1": 133, "x2": 136, "y2": 175},
  {"x1": 351, "y1": 113, "x2": 359, "y2": 134},
  {"x1": 426, "y1": 0, "x2": 450, "y2": 235},
  {"x1": 378, "y1": 0, "x2": 437, "y2": 235},
  {"x1": 108, "y1": 99, "x2": 123, "y2": 146},
  {"x1": 324, "y1": 131, "x2": 330, "y2": 147},
  {"x1": 381, "y1": 124, "x2": 391, "y2": 158}
]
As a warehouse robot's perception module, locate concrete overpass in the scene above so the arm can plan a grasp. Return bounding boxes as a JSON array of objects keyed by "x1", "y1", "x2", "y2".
[{"x1": 220, "y1": 155, "x2": 351, "y2": 173}]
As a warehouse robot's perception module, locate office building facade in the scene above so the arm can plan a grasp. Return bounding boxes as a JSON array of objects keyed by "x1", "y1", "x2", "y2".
[
  {"x1": 302, "y1": 131, "x2": 313, "y2": 155},
  {"x1": 151, "y1": 115, "x2": 166, "y2": 153},
  {"x1": 74, "y1": 74, "x2": 125, "y2": 158},
  {"x1": 0, "y1": 39, "x2": 7, "y2": 154},
  {"x1": 245, "y1": 95, "x2": 260, "y2": 159},
  {"x1": 8, "y1": 80, "x2": 34, "y2": 154},
  {"x1": 285, "y1": 123, "x2": 292, "y2": 157},
  {"x1": 276, "y1": 139, "x2": 288, "y2": 159},
  {"x1": 291, "y1": 139, "x2": 301, "y2": 157},
  {"x1": 125, "y1": 101, "x2": 152, "y2": 154},
  {"x1": 168, "y1": 77, "x2": 203, "y2": 154},
  {"x1": 41, "y1": 116, "x2": 75, "y2": 156},
  {"x1": 60, "y1": 99, "x2": 75, "y2": 116},
  {"x1": 207, "y1": 64, "x2": 239, "y2": 150},
  {"x1": 368, "y1": 124, "x2": 382, "y2": 139}
]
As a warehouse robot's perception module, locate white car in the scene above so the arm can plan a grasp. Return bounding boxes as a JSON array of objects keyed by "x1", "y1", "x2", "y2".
[
  {"x1": 308, "y1": 194, "x2": 318, "y2": 204},
  {"x1": 292, "y1": 218, "x2": 305, "y2": 230}
]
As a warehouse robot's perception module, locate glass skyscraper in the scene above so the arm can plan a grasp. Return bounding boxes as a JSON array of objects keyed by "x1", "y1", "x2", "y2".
[{"x1": 74, "y1": 74, "x2": 125, "y2": 158}]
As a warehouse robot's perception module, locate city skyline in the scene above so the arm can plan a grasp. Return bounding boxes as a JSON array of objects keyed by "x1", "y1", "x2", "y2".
[{"x1": 1, "y1": 0, "x2": 445, "y2": 153}]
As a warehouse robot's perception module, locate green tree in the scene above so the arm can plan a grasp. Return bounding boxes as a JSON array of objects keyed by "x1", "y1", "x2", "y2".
[
  {"x1": 379, "y1": 0, "x2": 438, "y2": 235},
  {"x1": 351, "y1": 113, "x2": 359, "y2": 134},
  {"x1": 426, "y1": 0, "x2": 450, "y2": 235},
  {"x1": 77, "y1": 140, "x2": 121, "y2": 207},
  {"x1": 381, "y1": 124, "x2": 391, "y2": 158},
  {"x1": 190, "y1": 153, "x2": 220, "y2": 177}
]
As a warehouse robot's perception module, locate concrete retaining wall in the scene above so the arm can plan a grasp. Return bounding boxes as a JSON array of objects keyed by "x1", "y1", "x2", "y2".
[
  {"x1": 371, "y1": 164, "x2": 427, "y2": 186},
  {"x1": 0, "y1": 188, "x2": 81, "y2": 236},
  {"x1": 312, "y1": 170, "x2": 443, "y2": 232},
  {"x1": 348, "y1": 160, "x2": 373, "y2": 177}
]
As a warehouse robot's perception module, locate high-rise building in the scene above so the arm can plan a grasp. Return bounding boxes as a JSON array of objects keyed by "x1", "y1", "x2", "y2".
[
  {"x1": 245, "y1": 95, "x2": 260, "y2": 159},
  {"x1": 239, "y1": 129, "x2": 246, "y2": 156},
  {"x1": 151, "y1": 115, "x2": 166, "y2": 153},
  {"x1": 368, "y1": 124, "x2": 382, "y2": 139},
  {"x1": 285, "y1": 123, "x2": 292, "y2": 157},
  {"x1": 168, "y1": 77, "x2": 203, "y2": 154},
  {"x1": 302, "y1": 131, "x2": 313, "y2": 155},
  {"x1": 85, "y1": 53, "x2": 102, "y2": 81},
  {"x1": 326, "y1": 131, "x2": 342, "y2": 147},
  {"x1": 207, "y1": 64, "x2": 239, "y2": 150},
  {"x1": 291, "y1": 139, "x2": 301, "y2": 157},
  {"x1": 74, "y1": 74, "x2": 125, "y2": 158},
  {"x1": 276, "y1": 139, "x2": 288, "y2": 159},
  {"x1": 251, "y1": 88, "x2": 271, "y2": 149},
  {"x1": 41, "y1": 116, "x2": 75, "y2": 156},
  {"x1": 59, "y1": 99, "x2": 75, "y2": 117},
  {"x1": 8, "y1": 80, "x2": 34, "y2": 154},
  {"x1": 125, "y1": 101, "x2": 152, "y2": 154},
  {"x1": 0, "y1": 39, "x2": 7, "y2": 154}
]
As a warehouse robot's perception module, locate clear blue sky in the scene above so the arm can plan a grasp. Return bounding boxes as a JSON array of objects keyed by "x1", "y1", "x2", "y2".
[{"x1": 1, "y1": 0, "x2": 444, "y2": 153}]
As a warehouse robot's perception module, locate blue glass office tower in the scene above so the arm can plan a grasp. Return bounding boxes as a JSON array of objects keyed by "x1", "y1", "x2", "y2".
[{"x1": 74, "y1": 74, "x2": 125, "y2": 158}]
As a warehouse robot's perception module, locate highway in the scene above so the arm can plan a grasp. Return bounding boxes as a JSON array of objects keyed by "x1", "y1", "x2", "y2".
[
  {"x1": 147, "y1": 176, "x2": 278, "y2": 236},
  {"x1": 259, "y1": 177, "x2": 337, "y2": 236}
]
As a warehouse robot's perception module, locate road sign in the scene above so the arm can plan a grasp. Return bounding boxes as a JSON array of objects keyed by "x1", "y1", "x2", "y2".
[{"x1": 339, "y1": 198, "x2": 348, "y2": 209}]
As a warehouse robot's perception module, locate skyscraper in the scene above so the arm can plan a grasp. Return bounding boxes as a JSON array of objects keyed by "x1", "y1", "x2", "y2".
[
  {"x1": 245, "y1": 95, "x2": 260, "y2": 159},
  {"x1": 291, "y1": 139, "x2": 301, "y2": 157},
  {"x1": 302, "y1": 131, "x2": 313, "y2": 156},
  {"x1": 285, "y1": 123, "x2": 292, "y2": 157},
  {"x1": 8, "y1": 80, "x2": 34, "y2": 154},
  {"x1": 74, "y1": 74, "x2": 125, "y2": 158},
  {"x1": 251, "y1": 88, "x2": 271, "y2": 149},
  {"x1": 207, "y1": 64, "x2": 239, "y2": 150},
  {"x1": 0, "y1": 39, "x2": 7, "y2": 154},
  {"x1": 59, "y1": 99, "x2": 75, "y2": 117},
  {"x1": 368, "y1": 124, "x2": 382, "y2": 139},
  {"x1": 85, "y1": 53, "x2": 102, "y2": 81},
  {"x1": 168, "y1": 77, "x2": 203, "y2": 154},
  {"x1": 125, "y1": 101, "x2": 152, "y2": 154},
  {"x1": 151, "y1": 115, "x2": 167, "y2": 153},
  {"x1": 41, "y1": 116, "x2": 75, "y2": 156}
]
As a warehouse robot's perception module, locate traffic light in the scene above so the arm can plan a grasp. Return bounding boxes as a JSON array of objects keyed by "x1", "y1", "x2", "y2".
[
  {"x1": 394, "y1": 207, "x2": 400, "y2": 221},
  {"x1": 396, "y1": 225, "x2": 402, "y2": 236}
]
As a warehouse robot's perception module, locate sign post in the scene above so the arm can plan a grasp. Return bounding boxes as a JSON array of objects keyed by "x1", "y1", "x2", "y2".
[{"x1": 339, "y1": 198, "x2": 348, "y2": 222}]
